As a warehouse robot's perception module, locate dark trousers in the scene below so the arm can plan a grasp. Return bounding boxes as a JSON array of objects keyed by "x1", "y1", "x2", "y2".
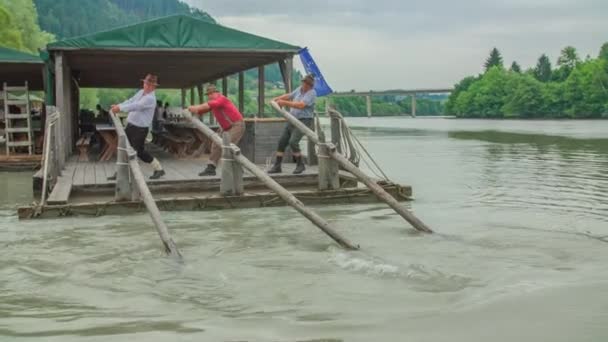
[
  {"x1": 125, "y1": 124, "x2": 153, "y2": 163},
  {"x1": 277, "y1": 118, "x2": 313, "y2": 153}
]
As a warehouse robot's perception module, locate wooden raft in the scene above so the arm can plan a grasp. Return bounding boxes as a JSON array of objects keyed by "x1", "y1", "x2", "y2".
[{"x1": 19, "y1": 182, "x2": 411, "y2": 219}]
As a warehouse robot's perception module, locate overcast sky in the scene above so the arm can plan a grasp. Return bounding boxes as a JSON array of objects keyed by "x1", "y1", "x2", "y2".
[{"x1": 183, "y1": 0, "x2": 607, "y2": 91}]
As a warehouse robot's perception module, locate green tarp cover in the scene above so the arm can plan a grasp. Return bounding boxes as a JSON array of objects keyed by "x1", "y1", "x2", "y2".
[
  {"x1": 48, "y1": 14, "x2": 300, "y2": 52},
  {"x1": 0, "y1": 46, "x2": 42, "y2": 63}
]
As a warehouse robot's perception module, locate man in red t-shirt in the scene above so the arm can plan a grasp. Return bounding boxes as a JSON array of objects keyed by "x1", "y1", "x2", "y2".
[{"x1": 188, "y1": 84, "x2": 245, "y2": 176}]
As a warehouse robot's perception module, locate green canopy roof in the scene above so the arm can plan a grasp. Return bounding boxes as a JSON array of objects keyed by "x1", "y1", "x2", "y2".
[
  {"x1": 48, "y1": 14, "x2": 300, "y2": 52},
  {"x1": 0, "y1": 46, "x2": 44, "y2": 90},
  {"x1": 46, "y1": 15, "x2": 300, "y2": 88},
  {"x1": 0, "y1": 46, "x2": 42, "y2": 64}
]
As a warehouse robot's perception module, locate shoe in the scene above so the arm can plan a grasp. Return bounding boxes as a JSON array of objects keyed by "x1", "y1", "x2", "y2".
[
  {"x1": 267, "y1": 162, "x2": 282, "y2": 174},
  {"x1": 107, "y1": 172, "x2": 117, "y2": 181},
  {"x1": 267, "y1": 156, "x2": 283, "y2": 174},
  {"x1": 149, "y1": 170, "x2": 165, "y2": 180},
  {"x1": 198, "y1": 164, "x2": 216, "y2": 176},
  {"x1": 293, "y1": 156, "x2": 305, "y2": 174}
]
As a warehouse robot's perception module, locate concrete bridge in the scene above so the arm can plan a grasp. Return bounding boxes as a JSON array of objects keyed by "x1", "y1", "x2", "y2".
[{"x1": 329, "y1": 88, "x2": 453, "y2": 117}]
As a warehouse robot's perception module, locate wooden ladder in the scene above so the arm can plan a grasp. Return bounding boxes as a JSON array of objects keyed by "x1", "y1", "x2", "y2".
[{"x1": 3, "y1": 82, "x2": 33, "y2": 155}]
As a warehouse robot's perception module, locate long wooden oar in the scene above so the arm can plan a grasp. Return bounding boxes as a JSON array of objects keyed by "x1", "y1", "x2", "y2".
[
  {"x1": 182, "y1": 110, "x2": 359, "y2": 250},
  {"x1": 110, "y1": 112, "x2": 182, "y2": 257},
  {"x1": 270, "y1": 101, "x2": 433, "y2": 234}
]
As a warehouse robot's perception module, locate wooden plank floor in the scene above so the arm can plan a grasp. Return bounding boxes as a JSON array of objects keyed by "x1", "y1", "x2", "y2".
[{"x1": 66, "y1": 143, "x2": 319, "y2": 188}]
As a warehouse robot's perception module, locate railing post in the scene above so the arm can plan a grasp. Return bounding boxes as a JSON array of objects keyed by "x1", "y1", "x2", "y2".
[
  {"x1": 220, "y1": 132, "x2": 244, "y2": 196},
  {"x1": 307, "y1": 122, "x2": 318, "y2": 166},
  {"x1": 53, "y1": 112, "x2": 62, "y2": 175},
  {"x1": 330, "y1": 114, "x2": 342, "y2": 154},
  {"x1": 115, "y1": 134, "x2": 132, "y2": 201},
  {"x1": 318, "y1": 143, "x2": 340, "y2": 190}
]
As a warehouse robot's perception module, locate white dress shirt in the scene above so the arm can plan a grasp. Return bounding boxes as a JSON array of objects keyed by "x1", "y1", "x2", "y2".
[{"x1": 119, "y1": 89, "x2": 157, "y2": 128}]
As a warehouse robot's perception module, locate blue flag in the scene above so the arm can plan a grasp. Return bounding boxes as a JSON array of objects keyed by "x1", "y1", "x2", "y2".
[{"x1": 298, "y1": 47, "x2": 333, "y2": 97}]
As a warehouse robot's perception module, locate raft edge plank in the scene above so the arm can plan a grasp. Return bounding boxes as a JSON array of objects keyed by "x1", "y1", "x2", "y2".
[{"x1": 18, "y1": 185, "x2": 412, "y2": 220}]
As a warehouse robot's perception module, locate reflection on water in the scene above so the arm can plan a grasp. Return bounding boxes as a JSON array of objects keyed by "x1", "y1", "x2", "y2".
[
  {"x1": 449, "y1": 130, "x2": 608, "y2": 225},
  {"x1": 1, "y1": 118, "x2": 608, "y2": 341}
]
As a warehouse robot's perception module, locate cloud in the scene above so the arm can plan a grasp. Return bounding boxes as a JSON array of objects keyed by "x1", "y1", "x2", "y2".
[{"x1": 183, "y1": 0, "x2": 608, "y2": 90}]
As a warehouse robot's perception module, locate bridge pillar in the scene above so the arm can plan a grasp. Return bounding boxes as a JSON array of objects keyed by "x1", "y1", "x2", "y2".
[
  {"x1": 411, "y1": 94, "x2": 417, "y2": 118},
  {"x1": 366, "y1": 95, "x2": 372, "y2": 118}
]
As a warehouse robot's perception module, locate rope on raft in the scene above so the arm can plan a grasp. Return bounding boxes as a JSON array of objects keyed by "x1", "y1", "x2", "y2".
[{"x1": 325, "y1": 109, "x2": 391, "y2": 182}]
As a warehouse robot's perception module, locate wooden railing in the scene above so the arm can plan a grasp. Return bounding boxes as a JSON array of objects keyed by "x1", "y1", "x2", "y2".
[{"x1": 39, "y1": 106, "x2": 62, "y2": 206}]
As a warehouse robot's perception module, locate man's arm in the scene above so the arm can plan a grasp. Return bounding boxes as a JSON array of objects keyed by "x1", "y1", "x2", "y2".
[
  {"x1": 118, "y1": 93, "x2": 156, "y2": 113},
  {"x1": 278, "y1": 90, "x2": 316, "y2": 110},
  {"x1": 188, "y1": 103, "x2": 212, "y2": 115},
  {"x1": 272, "y1": 93, "x2": 292, "y2": 102},
  {"x1": 110, "y1": 90, "x2": 141, "y2": 113},
  {"x1": 118, "y1": 90, "x2": 140, "y2": 107}
]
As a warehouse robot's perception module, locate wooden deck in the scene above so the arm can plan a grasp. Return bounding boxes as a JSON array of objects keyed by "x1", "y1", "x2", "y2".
[
  {"x1": 68, "y1": 158, "x2": 320, "y2": 188},
  {"x1": 22, "y1": 143, "x2": 413, "y2": 220}
]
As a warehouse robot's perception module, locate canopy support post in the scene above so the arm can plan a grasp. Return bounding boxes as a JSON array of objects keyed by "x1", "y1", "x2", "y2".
[
  {"x1": 258, "y1": 65, "x2": 265, "y2": 118},
  {"x1": 238, "y1": 72, "x2": 245, "y2": 114}
]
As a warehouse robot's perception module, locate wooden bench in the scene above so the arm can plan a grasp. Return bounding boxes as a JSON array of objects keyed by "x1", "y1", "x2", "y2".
[
  {"x1": 162, "y1": 134, "x2": 194, "y2": 158},
  {"x1": 76, "y1": 133, "x2": 93, "y2": 161}
]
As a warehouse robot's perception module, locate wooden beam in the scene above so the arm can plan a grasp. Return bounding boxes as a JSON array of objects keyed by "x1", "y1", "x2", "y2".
[
  {"x1": 196, "y1": 84, "x2": 203, "y2": 104},
  {"x1": 238, "y1": 72, "x2": 244, "y2": 114},
  {"x1": 219, "y1": 132, "x2": 244, "y2": 196},
  {"x1": 115, "y1": 134, "x2": 133, "y2": 201},
  {"x1": 318, "y1": 143, "x2": 340, "y2": 190},
  {"x1": 222, "y1": 76, "x2": 228, "y2": 95},
  {"x1": 54, "y1": 53, "x2": 64, "y2": 164},
  {"x1": 183, "y1": 111, "x2": 359, "y2": 250},
  {"x1": 18, "y1": 185, "x2": 411, "y2": 220},
  {"x1": 258, "y1": 65, "x2": 265, "y2": 118},
  {"x1": 278, "y1": 58, "x2": 293, "y2": 93},
  {"x1": 271, "y1": 101, "x2": 434, "y2": 234}
]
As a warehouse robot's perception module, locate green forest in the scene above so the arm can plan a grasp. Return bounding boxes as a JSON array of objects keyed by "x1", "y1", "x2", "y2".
[{"x1": 445, "y1": 44, "x2": 608, "y2": 118}]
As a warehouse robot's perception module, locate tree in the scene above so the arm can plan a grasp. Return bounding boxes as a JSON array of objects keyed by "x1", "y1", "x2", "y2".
[
  {"x1": 0, "y1": 0, "x2": 54, "y2": 53},
  {"x1": 510, "y1": 61, "x2": 522, "y2": 73},
  {"x1": 0, "y1": 5, "x2": 24, "y2": 51},
  {"x1": 557, "y1": 46, "x2": 580, "y2": 70},
  {"x1": 484, "y1": 47, "x2": 504, "y2": 72},
  {"x1": 554, "y1": 46, "x2": 580, "y2": 81},
  {"x1": 599, "y1": 42, "x2": 608, "y2": 61},
  {"x1": 445, "y1": 75, "x2": 479, "y2": 115},
  {"x1": 502, "y1": 74, "x2": 545, "y2": 117},
  {"x1": 534, "y1": 54, "x2": 552, "y2": 82}
]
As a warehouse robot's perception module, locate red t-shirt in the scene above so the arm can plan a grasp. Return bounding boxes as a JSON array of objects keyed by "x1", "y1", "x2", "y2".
[{"x1": 206, "y1": 95, "x2": 243, "y2": 130}]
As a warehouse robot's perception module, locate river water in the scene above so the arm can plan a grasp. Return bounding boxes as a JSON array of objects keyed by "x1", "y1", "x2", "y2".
[{"x1": 1, "y1": 118, "x2": 607, "y2": 341}]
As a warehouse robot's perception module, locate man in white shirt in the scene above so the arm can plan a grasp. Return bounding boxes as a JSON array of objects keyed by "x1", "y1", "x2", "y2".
[{"x1": 107, "y1": 74, "x2": 165, "y2": 180}]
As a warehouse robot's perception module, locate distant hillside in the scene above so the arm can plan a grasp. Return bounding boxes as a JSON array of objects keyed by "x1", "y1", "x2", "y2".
[{"x1": 34, "y1": 0, "x2": 214, "y2": 39}]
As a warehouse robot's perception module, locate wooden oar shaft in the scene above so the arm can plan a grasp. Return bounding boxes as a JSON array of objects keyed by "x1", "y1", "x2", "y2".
[
  {"x1": 183, "y1": 111, "x2": 359, "y2": 250},
  {"x1": 110, "y1": 113, "x2": 182, "y2": 257},
  {"x1": 270, "y1": 101, "x2": 433, "y2": 234}
]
